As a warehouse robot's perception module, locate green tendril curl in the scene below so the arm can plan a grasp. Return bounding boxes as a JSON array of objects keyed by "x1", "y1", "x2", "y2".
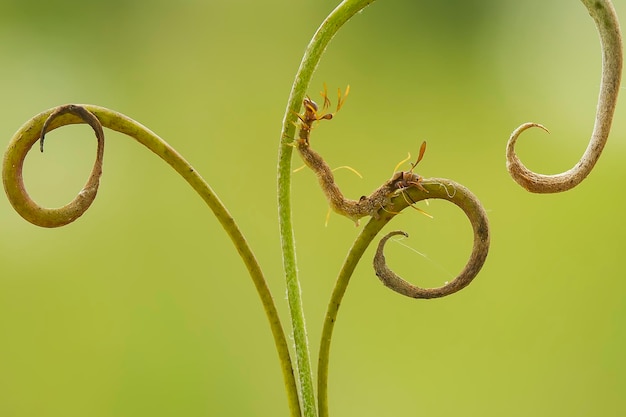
[{"x1": 2, "y1": 104, "x2": 302, "y2": 417}]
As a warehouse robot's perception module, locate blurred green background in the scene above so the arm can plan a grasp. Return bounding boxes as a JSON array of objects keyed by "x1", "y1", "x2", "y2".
[{"x1": 1, "y1": 0, "x2": 625, "y2": 416}]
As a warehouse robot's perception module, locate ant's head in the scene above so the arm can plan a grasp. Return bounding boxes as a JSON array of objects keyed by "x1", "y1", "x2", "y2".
[
  {"x1": 303, "y1": 97, "x2": 318, "y2": 113},
  {"x1": 302, "y1": 97, "x2": 333, "y2": 123},
  {"x1": 302, "y1": 84, "x2": 349, "y2": 124}
]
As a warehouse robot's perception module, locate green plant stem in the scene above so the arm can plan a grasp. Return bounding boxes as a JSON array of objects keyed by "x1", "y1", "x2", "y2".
[
  {"x1": 3, "y1": 105, "x2": 301, "y2": 417},
  {"x1": 317, "y1": 179, "x2": 490, "y2": 417},
  {"x1": 277, "y1": 1, "x2": 376, "y2": 415}
]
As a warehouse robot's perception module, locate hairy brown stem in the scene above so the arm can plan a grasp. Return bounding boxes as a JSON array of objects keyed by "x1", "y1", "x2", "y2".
[
  {"x1": 295, "y1": 94, "x2": 490, "y2": 298},
  {"x1": 296, "y1": 96, "x2": 425, "y2": 225}
]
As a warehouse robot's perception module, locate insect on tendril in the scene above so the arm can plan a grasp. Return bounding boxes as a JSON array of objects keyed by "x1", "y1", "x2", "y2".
[
  {"x1": 295, "y1": 87, "x2": 490, "y2": 297},
  {"x1": 295, "y1": 87, "x2": 431, "y2": 226}
]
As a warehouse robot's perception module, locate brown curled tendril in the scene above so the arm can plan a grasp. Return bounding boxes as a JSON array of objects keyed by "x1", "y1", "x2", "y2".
[
  {"x1": 373, "y1": 180, "x2": 489, "y2": 299},
  {"x1": 3, "y1": 105, "x2": 105, "y2": 227},
  {"x1": 506, "y1": 0, "x2": 622, "y2": 193},
  {"x1": 317, "y1": 178, "x2": 490, "y2": 416}
]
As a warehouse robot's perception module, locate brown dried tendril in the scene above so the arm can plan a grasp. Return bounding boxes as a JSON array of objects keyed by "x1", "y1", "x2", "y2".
[
  {"x1": 506, "y1": 0, "x2": 622, "y2": 193},
  {"x1": 373, "y1": 179, "x2": 490, "y2": 299}
]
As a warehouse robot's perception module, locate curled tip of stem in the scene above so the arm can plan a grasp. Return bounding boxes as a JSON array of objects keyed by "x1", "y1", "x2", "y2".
[
  {"x1": 2, "y1": 104, "x2": 105, "y2": 227},
  {"x1": 373, "y1": 179, "x2": 490, "y2": 299},
  {"x1": 505, "y1": 0, "x2": 622, "y2": 194},
  {"x1": 40, "y1": 105, "x2": 104, "y2": 153},
  {"x1": 505, "y1": 122, "x2": 561, "y2": 192}
]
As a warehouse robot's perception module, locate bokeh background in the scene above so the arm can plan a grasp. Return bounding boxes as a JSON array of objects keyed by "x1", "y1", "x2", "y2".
[{"x1": 1, "y1": 0, "x2": 625, "y2": 416}]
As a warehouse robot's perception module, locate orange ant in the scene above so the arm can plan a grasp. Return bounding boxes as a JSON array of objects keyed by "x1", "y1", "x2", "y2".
[{"x1": 296, "y1": 84, "x2": 349, "y2": 145}]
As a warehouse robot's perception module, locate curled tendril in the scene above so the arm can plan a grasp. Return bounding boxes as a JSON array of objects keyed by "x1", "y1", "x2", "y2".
[
  {"x1": 2, "y1": 104, "x2": 301, "y2": 417},
  {"x1": 506, "y1": 0, "x2": 622, "y2": 193},
  {"x1": 3, "y1": 105, "x2": 105, "y2": 227},
  {"x1": 373, "y1": 179, "x2": 490, "y2": 299},
  {"x1": 317, "y1": 178, "x2": 490, "y2": 416}
]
